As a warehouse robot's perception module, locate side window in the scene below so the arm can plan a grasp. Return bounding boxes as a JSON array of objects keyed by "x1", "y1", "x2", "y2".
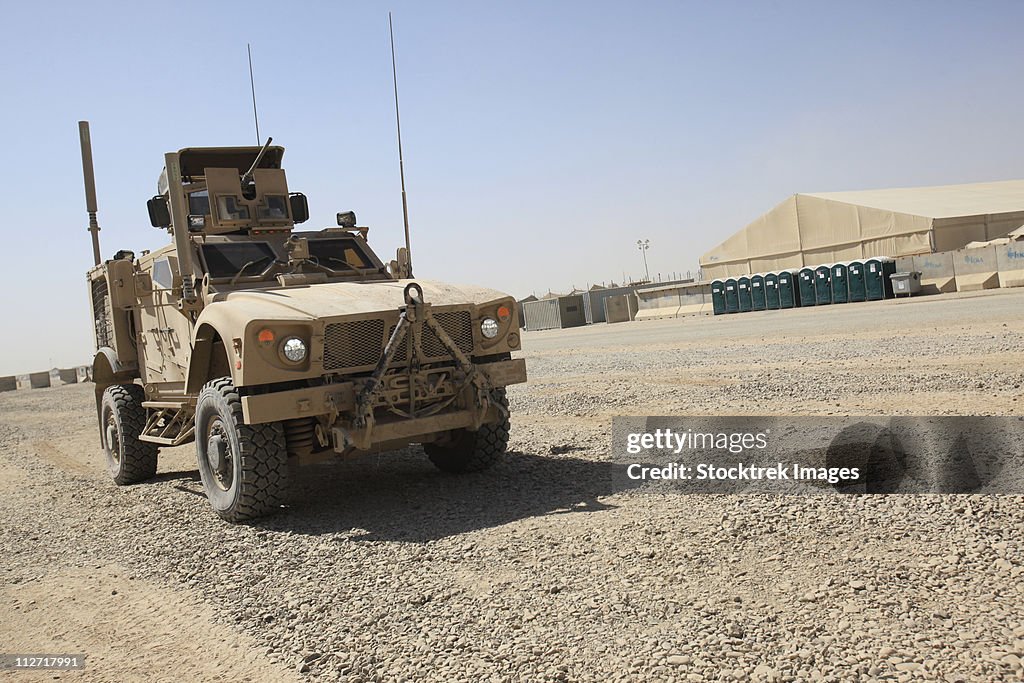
[{"x1": 153, "y1": 259, "x2": 174, "y2": 290}]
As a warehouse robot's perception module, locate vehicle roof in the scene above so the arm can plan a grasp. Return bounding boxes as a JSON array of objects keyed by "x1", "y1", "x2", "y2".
[{"x1": 176, "y1": 146, "x2": 286, "y2": 179}]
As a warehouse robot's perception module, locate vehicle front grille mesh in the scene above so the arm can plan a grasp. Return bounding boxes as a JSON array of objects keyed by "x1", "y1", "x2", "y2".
[
  {"x1": 424, "y1": 311, "x2": 474, "y2": 357},
  {"x1": 324, "y1": 310, "x2": 476, "y2": 373},
  {"x1": 323, "y1": 319, "x2": 385, "y2": 371}
]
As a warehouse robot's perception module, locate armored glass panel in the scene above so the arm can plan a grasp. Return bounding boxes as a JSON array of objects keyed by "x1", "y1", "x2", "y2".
[
  {"x1": 307, "y1": 238, "x2": 374, "y2": 271},
  {"x1": 200, "y1": 242, "x2": 276, "y2": 278}
]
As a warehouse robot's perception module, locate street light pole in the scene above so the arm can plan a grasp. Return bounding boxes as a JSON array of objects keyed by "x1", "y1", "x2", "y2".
[{"x1": 636, "y1": 239, "x2": 650, "y2": 282}]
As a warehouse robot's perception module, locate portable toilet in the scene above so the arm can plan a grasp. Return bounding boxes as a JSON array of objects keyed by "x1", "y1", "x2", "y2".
[
  {"x1": 865, "y1": 257, "x2": 896, "y2": 300},
  {"x1": 797, "y1": 267, "x2": 816, "y2": 306},
  {"x1": 724, "y1": 278, "x2": 740, "y2": 313},
  {"x1": 814, "y1": 265, "x2": 832, "y2": 305},
  {"x1": 831, "y1": 262, "x2": 850, "y2": 304},
  {"x1": 711, "y1": 280, "x2": 727, "y2": 315},
  {"x1": 737, "y1": 276, "x2": 753, "y2": 312},
  {"x1": 763, "y1": 272, "x2": 780, "y2": 310},
  {"x1": 778, "y1": 270, "x2": 799, "y2": 308},
  {"x1": 750, "y1": 274, "x2": 767, "y2": 311},
  {"x1": 847, "y1": 261, "x2": 867, "y2": 302}
]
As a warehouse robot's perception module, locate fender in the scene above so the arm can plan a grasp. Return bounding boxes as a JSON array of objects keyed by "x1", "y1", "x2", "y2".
[
  {"x1": 92, "y1": 347, "x2": 139, "y2": 444},
  {"x1": 185, "y1": 319, "x2": 239, "y2": 395}
]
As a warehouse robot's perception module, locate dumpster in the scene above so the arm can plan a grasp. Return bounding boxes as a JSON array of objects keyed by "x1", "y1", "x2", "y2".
[
  {"x1": 830, "y1": 262, "x2": 850, "y2": 304},
  {"x1": 737, "y1": 276, "x2": 753, "y2": 312},
  {"x1": 724, "y1": 278, "x2": 739, "y2": 313},
  {"x1": 814, "y1": 265, "x2": 832, "y2": 305},
  {"x1": 797, "y1": 268, "x2": 816, "y2": 306},
  {"x1": 891, "y1": 271, "x2": 922, "y2": 297},
  {"x1": 778, "y1": 270, "x2": 799, "y2": 308},
  {"x1": 865, "y1": 257, "x2": 896, "y2": 300},
  {"x1": 750, "y1": 274, "x2": 767, "y2": 311},
  {"x1": 711, "y1": 280, "x2": 727, "y2": 315},
  {"x1": 763, "y1": 272, "x2": 780, "y2": 309},
  {"x1": 847, "y1": 260, "x2": 867, "y2": 302}
]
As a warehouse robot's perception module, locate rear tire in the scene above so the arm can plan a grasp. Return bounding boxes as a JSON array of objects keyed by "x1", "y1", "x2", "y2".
[
  {"x1": 195, "y1": 377, "x2": 289, "y2": 522},
  {"x1": 425, "y1": 388, "x2": 510, "y2": 473},
  {"x1": 101, "y1": 384, "x2": 159, "y2": 485}
]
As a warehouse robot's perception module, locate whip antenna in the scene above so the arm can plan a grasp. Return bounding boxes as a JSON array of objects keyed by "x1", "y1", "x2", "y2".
[
  {"x1": 389, "y1": 12, "x2": 413, "y2": 276},
  {"x1": 247, "y1": 43, "x2": 261, "y2": 144}
]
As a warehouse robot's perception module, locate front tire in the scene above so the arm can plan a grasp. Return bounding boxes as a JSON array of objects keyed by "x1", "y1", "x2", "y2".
[
  {"x1": 195, "y1": 377, "x2": 289, "y2": 522},
  {"x1": 424, "y1": 388, "x2": 510, "y2": 473},
  {"x1": 101, "y1": 384, "x2": 159, "y2": 484}
]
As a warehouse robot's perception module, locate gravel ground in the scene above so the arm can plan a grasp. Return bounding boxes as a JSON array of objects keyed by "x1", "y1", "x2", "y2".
[{"x1": 2, "y1": 289, "x2": 1023, "y2": 682}]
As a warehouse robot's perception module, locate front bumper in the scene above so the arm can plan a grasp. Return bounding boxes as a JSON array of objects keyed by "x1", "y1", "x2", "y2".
[{"x1": 240, "y1": 357, "x2": 526, "y2": 428}]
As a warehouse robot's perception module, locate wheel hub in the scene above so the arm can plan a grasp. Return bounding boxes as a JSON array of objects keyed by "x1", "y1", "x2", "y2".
[{"x1": 206, "y1": 430, "x2": 232, "y2": 489}]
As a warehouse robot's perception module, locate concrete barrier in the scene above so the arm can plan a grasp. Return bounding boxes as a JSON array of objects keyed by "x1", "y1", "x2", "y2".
[
  {"x1": 0, "y1": 376, "x2": 16, "y2": 392},
  {"x1": 604, "y1": 294, "x2": 638, "y2": 324},
  {"x1": 996, "y1": 242, "x2": 1024, "y2": 288},
  {"x1": 952, "y1": 246, "x2": 999, "y2": 292},
  {"x1": 29, "y1": 371, "x2": 51, "y2": 389},
  {"x1": 913, "y1": 251, "x2": 957, "y2": 294},
  {"x1": 636, "y1": 287, "x2": 681, "y2": 320},
  {"x1": 58, "y1": 368, "x2": 78, "y2": 385},
  {"x1": 895, "y1": 256, "x2": 915, "y2": 274}
]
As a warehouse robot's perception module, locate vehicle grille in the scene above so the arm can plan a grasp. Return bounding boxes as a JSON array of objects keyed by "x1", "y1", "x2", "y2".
[
  {"x1": 324, "y1": 310, "x2": 475, "y2": 372},
  {"x1": 424, "y1": 310, "x2": 474, "y2": 357},
  {"x1": 323, "y1": 319, "x2": 385, "y2": 371}
]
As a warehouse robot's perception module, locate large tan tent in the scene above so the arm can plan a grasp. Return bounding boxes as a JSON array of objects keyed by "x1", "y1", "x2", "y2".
[{"x1": 700, "y1": 180, "x2": 1024, "y2": 279}]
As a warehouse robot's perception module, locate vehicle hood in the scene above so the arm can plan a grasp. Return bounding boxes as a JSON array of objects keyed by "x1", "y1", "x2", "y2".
[{"x1": 203, "y1": 279, "x2": 511, "y2": 325}]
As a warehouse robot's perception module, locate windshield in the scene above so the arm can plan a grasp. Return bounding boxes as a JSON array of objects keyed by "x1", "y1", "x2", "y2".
[
  {"x1": 201, "y1": 242, "x2": 277, "y2": 279},
  {"x1": 307, "y1": 237, "x2": 376, "y2": 271}
]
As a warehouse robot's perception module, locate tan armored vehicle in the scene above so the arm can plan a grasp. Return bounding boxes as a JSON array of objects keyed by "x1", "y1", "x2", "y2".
[{"x1": 79, "y1": 123, "x2": 526, "y2": 521}]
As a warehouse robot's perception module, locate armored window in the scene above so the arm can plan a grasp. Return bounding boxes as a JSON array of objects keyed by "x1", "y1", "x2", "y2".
[
  {"x1": 189, "y1": 190, "x2": 210, "y2": 216},
  {"x1": 216, "y1": 195, "x2": 250, "y2": 221},
  {"x1": 307, "y1": 237, "x2": 375, "y2": 271},
  {"x1": 257, "y1": 195, "x2": 289, "y2": 220},
  {"x1": 200, "y1": 242, "x2": 276, "y2": 279},
  {"x1": 152, "y1": 258, "x2": 174, "y2": 290}
]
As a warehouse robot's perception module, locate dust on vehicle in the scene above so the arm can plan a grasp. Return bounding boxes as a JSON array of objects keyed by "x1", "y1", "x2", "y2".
[{"x1": 79, "y1": 122, "x2": 526, "y2": 522}]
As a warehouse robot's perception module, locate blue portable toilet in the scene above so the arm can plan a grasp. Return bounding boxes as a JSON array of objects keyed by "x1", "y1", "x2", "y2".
[
  {"x1": 778, "y1": 270, "x2": 799, "y2": 308},
  {"x1": 763, "y1": 273, "x2": 780, "y2": 309},
  {"x1": 814, "y1": 265, "x2": 832, "y2": 305},
  {"x1": 737, "y1": 276, "x2": 753, "y2": 312},
  {"x1": 724, "y1": 278, "x2": 739, "y2": 313},
  {"x1": 711, "y1": 280, "x2": 727, "y2": 315},
  {"x1": 797, "y1": 267, "x2": 816, "y2": 306},
  {"x1": 847, "y1": 261, "x2": 867, "y2": 302},
  {"x1": 831, "y1": 262, "x2": 850, "y2": 304},
  {"x1": 865, "y1": 257, "x2": 896, "y2": 300},
  {"x1": 750, "y1": 274, "x2": 767, "y2": 311}
]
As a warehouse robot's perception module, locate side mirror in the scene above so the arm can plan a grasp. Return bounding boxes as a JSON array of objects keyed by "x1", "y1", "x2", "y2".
[
  {"x1": 147, "y1": 196, "x2": 170, "y2": 228},
  {"x1": 289, "y1": 193, "x2": 309, "y2": 224},
  {"x1": 336, "y1": 211, "x2": 357, "y2": 228}
]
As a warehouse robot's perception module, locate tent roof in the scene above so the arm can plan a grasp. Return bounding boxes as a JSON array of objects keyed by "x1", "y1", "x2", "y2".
[{"x1": 803, "y1": 179, "x2": 1024, "y2": 219}]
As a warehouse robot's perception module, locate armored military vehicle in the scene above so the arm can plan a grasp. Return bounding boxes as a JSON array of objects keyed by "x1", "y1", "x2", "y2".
[{"x1": 79, "y1": 122, "x2": 526, "y2": 521}]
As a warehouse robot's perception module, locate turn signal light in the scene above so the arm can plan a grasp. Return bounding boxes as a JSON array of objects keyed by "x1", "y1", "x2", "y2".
[
  {"x1": 496, "y1": 305, "x2": 512, "y2": 322},
  {"x1": 257, "y1": 328, "x2": 276, "y2": 345}
]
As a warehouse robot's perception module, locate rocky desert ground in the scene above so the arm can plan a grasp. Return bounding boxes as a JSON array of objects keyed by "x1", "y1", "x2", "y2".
[{"x1": 2, "y1": 289, "x2": 1023, "y2": 682}]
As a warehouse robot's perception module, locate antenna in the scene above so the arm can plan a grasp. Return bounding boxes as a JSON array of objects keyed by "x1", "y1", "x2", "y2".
[
  {"x1": 247, "y1": 43, "x2": 261, "y2": 144},
  {"x1": 78, "y1": 121, "x2": 102, "y2": 266},
  {"x1": 389, "y1": 12, "x2": 413, "y2": 277}
]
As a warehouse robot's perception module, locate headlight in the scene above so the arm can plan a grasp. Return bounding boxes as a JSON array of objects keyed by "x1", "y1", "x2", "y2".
[
  {"x1": 281, "y1": 337, "x2": 308, "y2": 362},
  {"x1": 480, "y1": 318, "x2": 499, "y2": 339}
]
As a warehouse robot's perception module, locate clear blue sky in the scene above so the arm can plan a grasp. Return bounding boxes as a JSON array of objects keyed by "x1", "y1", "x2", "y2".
[{"x1": 1, "y1": 1, "x2": 1022, "y2": 374}]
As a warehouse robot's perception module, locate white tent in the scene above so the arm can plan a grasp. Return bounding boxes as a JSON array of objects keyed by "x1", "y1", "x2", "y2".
[{"x1": 700, "y1": 180, "x2": 1024, "y2": 279}]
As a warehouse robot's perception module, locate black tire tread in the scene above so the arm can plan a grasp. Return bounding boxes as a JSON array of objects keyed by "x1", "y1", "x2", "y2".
[
  {"x1": 198, "y1": 377, "x2": 289, "y2": 522},
  {"x1": 425, "y1": 388, "x2": 510, "y2": 473},
  {"x1": 103, "y1": 384, "x2": 159, "y2": 485}
]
